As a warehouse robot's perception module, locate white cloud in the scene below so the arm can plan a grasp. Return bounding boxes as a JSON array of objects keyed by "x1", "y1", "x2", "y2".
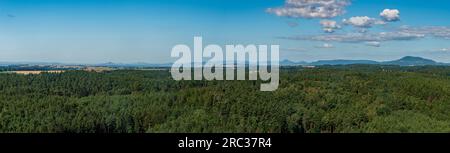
[
  {"x1": 342, "y1": 16, "x2": 385, "y2": 28},
  {"x1": 266, "y1": 0, "x2": 351, "y2": 19},
  {"x1": 438, "y1": 48, "x2": 450, "y2": 52},
  {"x1": 365, "y1": 41, "x2": 381, "y2": 47},
  {"x1": 315, "y1": 43, "x2": 334, "y2": 48},
  {"x1": 280, "y1": 31, "x2": 425, "y2": 43},
  {"x1": 398, "y1": 26, "x2": 450, "y2": 39},
  {"x1": 320, "y1": 20, "x2": 341, "y2": 33},
  {"x1": 380, "y1": 9, "x2": 400, "y2": 22}
]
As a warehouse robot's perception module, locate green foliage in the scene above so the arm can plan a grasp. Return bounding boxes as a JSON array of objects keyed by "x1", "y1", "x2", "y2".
[
  {"x1": 362, "y1": 110, "x2": 450, "y2": 133},
  {"x1": 0, "y1": 66, "x2": 450, "y2": 133}
]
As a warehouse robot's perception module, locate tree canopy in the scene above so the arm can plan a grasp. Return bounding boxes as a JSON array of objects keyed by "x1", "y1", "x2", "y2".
[{"x1": 1, "y1": 65, "x2": 449, "y2": 133}]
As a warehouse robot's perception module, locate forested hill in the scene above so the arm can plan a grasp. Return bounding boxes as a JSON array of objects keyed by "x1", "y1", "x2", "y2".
[{"x1": 0, "y1": 65, "x2": 450, "y2": 133}]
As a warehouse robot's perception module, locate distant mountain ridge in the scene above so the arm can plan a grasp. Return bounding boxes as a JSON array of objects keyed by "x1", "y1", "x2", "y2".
[
  {"x1": 310, "y1": 60, "x2": 379, "y2": 66},
  {"x1": 1, "y1": 56, "x2": 448, "y2": 67},
  {"x1": 95, "y1": 62, "x2": 172, "y2": 67},
  {"x1": 281, "y1": 56, "x2": 449, "y2": 66}
]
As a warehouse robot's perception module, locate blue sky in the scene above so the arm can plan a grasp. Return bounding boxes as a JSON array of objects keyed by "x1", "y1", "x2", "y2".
[{"x1": 0, "y1": 0, "x2": 450, "y2": 63}]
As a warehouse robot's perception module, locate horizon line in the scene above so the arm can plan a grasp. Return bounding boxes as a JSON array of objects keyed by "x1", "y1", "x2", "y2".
[{"x1": 0, "y1": 56, "x2": 448, "y2": 66}]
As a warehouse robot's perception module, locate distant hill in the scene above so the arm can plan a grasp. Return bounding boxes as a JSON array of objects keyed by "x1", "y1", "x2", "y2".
[
  {"x1": 95, "y1": 62, "x2": 172, "y2": 67},
  {"x1": 381, "y1": 56, "x2": 440, "y2": 66},
  {"x1": 280, "y1": 59, "x2": 308, "y2": 66},
  {"x1": 284, "y1": 56, "x2": 447, "y2": 66},
  {"x1": 311, "y1": 60, "x2": 379, "y2": 66}
]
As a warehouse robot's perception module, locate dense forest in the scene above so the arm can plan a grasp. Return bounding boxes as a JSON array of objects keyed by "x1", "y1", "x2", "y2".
[{"x1": 0, "y1": 65, "x2": 450, "y2": 133}]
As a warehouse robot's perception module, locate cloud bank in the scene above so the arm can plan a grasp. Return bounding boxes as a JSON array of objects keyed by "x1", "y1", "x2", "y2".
[
  {"x1": 279, "y1": 26, "x2": 450, "y2": 46},
  {"x1": 342, "y1": 16, "x2": 385, "y2": 28},
  {"x1": 365, "y1": 41, "x2": 381, "y2": 47},
  {"x1": 280, "y1": 31, "x2": 425, "y2": 43},
  {"x1": 266, "y1": 0, "x2": 352, "y2": 19},
  {"x1": 320, "y1": 20, "x2": 341, "y2": 33},
  {"x1": 438, "y1": 48, "x2": 450, "y2": 52},
  {"x1": 267, "y1": 1, "x2": 448, "y2": 49},
  {"x1": 399, "y1": 26, "x2": 450, "y2": 39}
]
